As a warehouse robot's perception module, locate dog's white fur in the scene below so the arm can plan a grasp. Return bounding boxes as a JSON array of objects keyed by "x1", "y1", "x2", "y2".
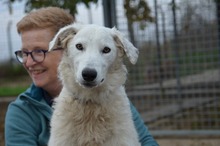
[{"x1": 48, "y1": 23, "x2": 140, "y2": 146}]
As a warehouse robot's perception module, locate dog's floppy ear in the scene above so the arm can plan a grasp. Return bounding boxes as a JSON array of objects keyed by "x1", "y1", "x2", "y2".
[
  {"x1": 112, "y1": 27, "x2": 139, "y2": 64},
  {"x1": 49, "y1": 23, "x2": 82, "y2": 51}
]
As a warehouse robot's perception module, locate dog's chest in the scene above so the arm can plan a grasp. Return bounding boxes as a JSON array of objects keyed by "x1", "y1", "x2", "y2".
[{"x1": 59, "y1": 100, "x2": 114, "y2": 145}]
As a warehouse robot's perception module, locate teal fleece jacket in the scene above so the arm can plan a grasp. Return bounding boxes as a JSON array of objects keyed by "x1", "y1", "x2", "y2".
[{"x1": 5, "y1": 84, "x2": 158, "y2": 146}]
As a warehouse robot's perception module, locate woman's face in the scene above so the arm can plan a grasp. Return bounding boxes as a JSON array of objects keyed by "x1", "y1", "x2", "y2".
[{"x1": 21, "y1": 28, "x2": 62, "y2": 96}]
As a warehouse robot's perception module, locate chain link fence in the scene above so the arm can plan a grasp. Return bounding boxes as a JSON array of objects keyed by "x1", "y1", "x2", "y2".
[{"x1": 116, "y1": 0, "x2": 220, "y2": 136}]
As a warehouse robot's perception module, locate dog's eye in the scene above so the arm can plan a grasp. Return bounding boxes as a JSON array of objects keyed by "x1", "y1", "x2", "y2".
[
  {"x1": 102, "y1": 47, "x2": 111, "y2": 54},
  {"x1": 76, "y1": 43, "x2": 84, "y2": 51}
]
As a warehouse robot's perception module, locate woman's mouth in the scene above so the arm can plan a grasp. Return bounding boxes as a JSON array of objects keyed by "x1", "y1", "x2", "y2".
[
  {"x1": 29, "y1": 69, "x2": 46, "y2": 76},
  {"x1": 32, "y1": 69, "x2": 44, "y2": 74}
]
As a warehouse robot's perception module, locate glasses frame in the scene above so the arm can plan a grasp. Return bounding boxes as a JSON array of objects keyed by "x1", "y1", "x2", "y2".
[{"x1": 14, "y1": 47, "x2": 63, "y2": 64}]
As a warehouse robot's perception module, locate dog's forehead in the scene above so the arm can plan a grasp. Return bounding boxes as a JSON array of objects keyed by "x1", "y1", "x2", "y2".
[{"x1": 76, "y1": 25, "x2": 113, "y2": 40}]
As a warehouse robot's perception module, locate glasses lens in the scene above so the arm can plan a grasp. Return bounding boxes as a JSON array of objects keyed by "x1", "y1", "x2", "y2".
[
  {"x1": 15, "y1": 51, "x2": 24, "y2": 63},
  {"x1": 15, "y1": 50, "x2": 47, "y2": 63},
  {"x1": 32, "y1": 50, "x2": 45, "y2": 62}
]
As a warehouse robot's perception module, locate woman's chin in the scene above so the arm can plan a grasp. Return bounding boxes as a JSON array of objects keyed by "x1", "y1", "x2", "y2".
[{"x1": 32, "y1": 79, "x2": 45, "y2": 88}]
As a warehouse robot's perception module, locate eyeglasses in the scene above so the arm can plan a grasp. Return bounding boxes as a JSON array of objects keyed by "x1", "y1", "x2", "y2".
[{"x1": 15, "y1": 48, "x2": 62, "y2": 64}]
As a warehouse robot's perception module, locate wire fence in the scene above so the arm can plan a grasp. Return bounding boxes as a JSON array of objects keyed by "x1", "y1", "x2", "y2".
[{"x1": 115, "y1": 0, "x2": 220, "y2": 136}]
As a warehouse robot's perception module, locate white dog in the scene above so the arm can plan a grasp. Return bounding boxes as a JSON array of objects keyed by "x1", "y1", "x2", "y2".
[{"x1": 48, "y1": 23, "x2": 140, "y2": 146}]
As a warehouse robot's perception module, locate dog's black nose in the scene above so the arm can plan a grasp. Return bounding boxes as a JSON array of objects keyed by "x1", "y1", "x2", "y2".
[{"x1": 82, "y1": 68, "x2": 97, "y2": 82}]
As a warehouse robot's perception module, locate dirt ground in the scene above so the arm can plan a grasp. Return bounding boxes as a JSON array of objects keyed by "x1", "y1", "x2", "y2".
[{"x1": 156, "y1": 138, "x2": 220, "y2": 146}]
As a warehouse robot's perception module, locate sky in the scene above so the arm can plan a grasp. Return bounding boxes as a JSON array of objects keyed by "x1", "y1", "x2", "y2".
[{"x1": 0, "y1": 0, "x2": 104, "y2": 62}]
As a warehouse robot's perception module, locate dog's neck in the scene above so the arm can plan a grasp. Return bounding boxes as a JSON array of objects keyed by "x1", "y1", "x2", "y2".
[{"x1": 66, "y1": 82, "x2": 123, "y2": 104}]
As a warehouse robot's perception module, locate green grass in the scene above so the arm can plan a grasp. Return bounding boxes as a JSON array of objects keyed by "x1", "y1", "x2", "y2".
[
  {"x1": 0, "y1": 62, "x2": 31, "y2": 97},
  {"x1": 0, "y1": 86, "x2": 28, "y2": 97}
]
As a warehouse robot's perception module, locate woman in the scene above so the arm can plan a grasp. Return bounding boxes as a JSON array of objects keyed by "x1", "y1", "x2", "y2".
[{"x1": 5, "y1": 7, "x2": 158, "y2": 146}]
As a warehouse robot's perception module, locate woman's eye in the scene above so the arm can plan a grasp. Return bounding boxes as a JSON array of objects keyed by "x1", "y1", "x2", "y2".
[
  {"x1": 34, "y1": 50, "x2": 43, "y2": 54},
  {"x1": 22, "y1": 52, "x2": 28, "y2": 57},
  {"x1": 76, "y1": 43, "x2": 84, "y2": 51},
  {"x1": 102, "y1": 47, "x2": 111, "y2": 54}
]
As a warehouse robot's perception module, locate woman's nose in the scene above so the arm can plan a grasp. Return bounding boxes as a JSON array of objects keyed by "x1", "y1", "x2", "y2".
[{"x1": 25, "y1": 55, "x2": 37, "y2": 67}]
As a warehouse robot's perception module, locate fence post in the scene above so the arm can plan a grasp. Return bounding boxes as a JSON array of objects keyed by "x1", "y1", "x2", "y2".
[
  {"x1": 216, "y1": 1, "x2": 220, "y2": 80},
  {"x1": 172, "y1": 0, "x2": 182, "y2": 101},
  {"x1": 7, "y1": 20, "x2": 13, "y2": 65},
  {"x1": 102, "y1": 0, "x2": 117, "y2": 28},
  {"x1": 154, "y1": 0, "x2": 164, "y2": 97}
]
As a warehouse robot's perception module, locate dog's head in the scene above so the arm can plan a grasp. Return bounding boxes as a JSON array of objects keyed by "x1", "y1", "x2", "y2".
[{"x1": 49, "y1": 23, "x2": 138, "y2": 89}]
